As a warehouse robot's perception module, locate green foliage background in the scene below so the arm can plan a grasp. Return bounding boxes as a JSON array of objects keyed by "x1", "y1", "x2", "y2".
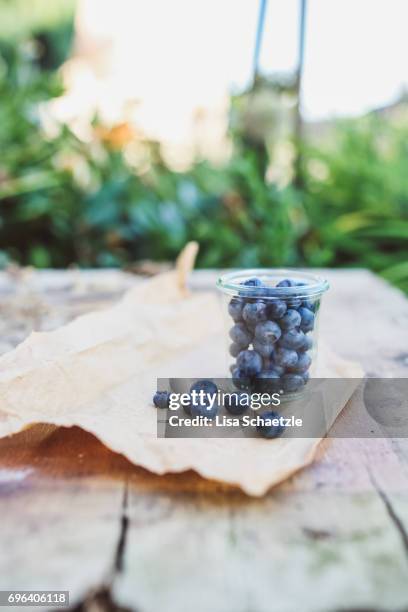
[{"x1": 0, "y1": 0, "x2": 407, "y2": 291}]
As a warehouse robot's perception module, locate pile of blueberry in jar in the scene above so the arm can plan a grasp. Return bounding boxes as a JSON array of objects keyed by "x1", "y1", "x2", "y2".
[{"x1": 228, "y1": 277, "x2": 317, "y2": 394}]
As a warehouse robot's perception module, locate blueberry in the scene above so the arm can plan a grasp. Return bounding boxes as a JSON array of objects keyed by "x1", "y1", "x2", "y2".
[
  {"x1": 281, "y1": 374, "x2": 304, "y2": 393},
  {"x1": 255, "y1": 320, "x2": 281, "y2": 344},
  {"x1": 190, "y1": 399, "x2": 218, "y2": 419},
  {"x1": 239, "y1": 277, "x2": 264, "y2": 298},
  {"x1": 276, "y1": 279, "x2": 296, "y2": 288},
  {"x1": 228, "y1": 297, "x2": 244, "y2": 322},
  {"x1": 298, "y1": 307, "x2": 315, "y2": 332},
  {"x1": 229, "y1": 323, "x2": 252, "y2": 347},
  {"x1": 302, "y1": 371, "x2": 310, "y2": 384},
  {"x1": 190, "y1": 379, "x2": 218, "y2": 396},
  {"x1": 253, "y1": 370, "x2": 281, "y2": 392},
  {"x1": 229, "y1": 342, "x2": 241, "y2": 358},
  {"x1": 280, "y1": 309, "x2": 301, "y2": 330},
  {"x1": 241, "y1": 277, "x2": 262, "y2": 287},
  {"x1": 302, "y1": 298, "x2": 316, "y2": 311},
  {"x1": 256, "y1": 410, "x2": 285, "y2": 439},
  {"x1": 288, "y1": 298, "x2": 302, "y2": 309},
  {"x1": 189, "y1": 380, "x2": 218, "y2": 419},
  {"x1": 268, "y1": 361, "x2": 285, "y2": 376},
  {"x1": 231, "y1": 366, "x2": 252, "y2": 390},
  {"x1": 266, "y1": 299, "x2": 287, "y2": 319},
  {"x1": 253, "y1": 339, "x2": 274, "y2": 359},
  {"x1": 279, "y1": 329, "x2": 306, "y2": 350},
  {"x1": 299, "y1": 333, "x2": 313, "y2": 352},
  {"x1": 274, "y1": 347, "x2": 298, "y2": 369},
  {"x1": 290, "y1": 352, "x2": 312, "y2": 373},
  {"x1": 225, "y1": 391, "x2": 250, "y2": 415},
  {"x1": 237, "y1": 349, "x2": 263, "y2": 376},
  {"x1": 242, "y1": 301, "x2": 267, "y2": 327},
  {"x1": 153, "y1": 391, "x2": 170, "y2": 409}
]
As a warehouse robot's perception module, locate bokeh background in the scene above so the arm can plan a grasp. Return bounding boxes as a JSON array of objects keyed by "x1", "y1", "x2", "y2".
[{"x1": 0, "y1": 0, "x2": 407, "y2": 290}]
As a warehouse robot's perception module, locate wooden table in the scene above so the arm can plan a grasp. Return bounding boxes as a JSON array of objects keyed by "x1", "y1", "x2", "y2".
[{"x1": 1, "y1": 268, "x2": 408, "y2": 612}]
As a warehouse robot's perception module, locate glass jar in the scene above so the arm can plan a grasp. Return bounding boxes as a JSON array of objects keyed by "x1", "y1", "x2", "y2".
[{"x1": 216, "y1": 269, "x2": 329, "y2": 395}]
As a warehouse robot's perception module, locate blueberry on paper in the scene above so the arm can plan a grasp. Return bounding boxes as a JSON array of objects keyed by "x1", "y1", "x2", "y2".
[
  {"x1": 279, "y1": 329, "x2": 306, "y2": 350},
  {"x1": 281, "y1": 374, "x2": 304, "y2": 393},
  {"x1": 256, "y1": 410, "x2": 285, "y2": 439},
  {"x1": 253, "y1": 339, "x2": 274, "y2": 359},
  {"x1": 237, "y1": 349, "x2": 263, "y2": 376},
  {"x1": 274, "y1": 347, "x2": 298, "y2": 369},
  {"x1": 229, "y1": 323, "x2": 252, "y2": 347},
  {"x1": 153, "y1": 391, "x2": 170, "y2": 409},
  {"x1": 280, "y1": 309, "x2": 301, "y2": 330},
  {"x1": 189, "y1": 380, "x2": 218, "y2": 419},
  {"x1": 225, "y1": 391, "x2": 250, "y2": 415},
  {"x1": 290, "y1": 352, "x2": 312, "y2": 373},
  {"x1": 298, "y1": 307, "x2": 315, "y2": 332},
  {"x1": 242, "y1": 301, "x2": 267, "y2": 327},
  {"x1": 228, "y1": 297, "x2": 244, "y2": 322},
  {"x1": 267, "y1": 299, "x2": 287, "y2": 319},
  {"x1": 255, "y1": 320, "x2": 281, "y2": 344},
  {"x1": 190, "y1": 379, "x2": 218, "y2": 396}
]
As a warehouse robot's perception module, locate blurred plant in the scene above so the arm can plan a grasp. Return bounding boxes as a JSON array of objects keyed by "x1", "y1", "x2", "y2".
[
  {"x1": 301, "y1": 115, "x2": 408, "y2": 291},
  {"x1": 0, "y1": 0, "x2": 75, "y2": 69},
  {"x1": 0, "y1": 30, "x2": 407, "y2": 294}
]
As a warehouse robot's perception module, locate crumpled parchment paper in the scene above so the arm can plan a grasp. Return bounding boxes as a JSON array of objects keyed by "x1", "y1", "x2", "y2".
[{"x1": 0, "y1": 243, "x2": 363, "y2": 496}]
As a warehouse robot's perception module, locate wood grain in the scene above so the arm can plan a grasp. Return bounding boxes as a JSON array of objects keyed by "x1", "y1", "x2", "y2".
[{"x1": 0, "y1": 268, "x2": 408, "y2": 611}]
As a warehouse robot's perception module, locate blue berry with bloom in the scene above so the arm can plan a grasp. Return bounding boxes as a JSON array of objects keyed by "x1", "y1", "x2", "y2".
[
  {"x1": 253, "y1": 339, "x2": 274, "y2": 359},
  {"x1": 242, "y1": 301, "x2": 268, "y2": 327},
  {"x1": 276, "y1": 279, "x2": 296, "y2": 288},
  {"x1": 228, "y1": 297, "x2": 244, "y2": 322},
  {"x1": 280, "y1": 309, "x2": 301, "y2": 330},
  {"x1": 153, "y1": 391, "x2": 170, "y2": 409},
  {"x1": 274, "y1": 347, "x2": 298, "y2": 369},
  {"x1": 229, "y1": 323, "x2": 252, "y2": 347},
  {"x1": 290, "y1": 352, "x2": 312, "y2": 373},
  {"x1": 253, "y1": 370, "x2": 281, "y2": 392},
  {"x1": 242, "y1": 277, "x2": 262, "y2": 287},
  {"x1": 229, "y1": 342, "x2": 241, "y2": 358},
  {"x1": 231, "y1": 366, "x2": 252, "y2": 390},
  {"x1": 190, "y1": 379, "x2": 218, "y2": 396},
  {"x1": 298, "y1": 307, "x2": 315, "y2": 332},
  {"x1": 299, "y1": 333, "x2": 313, "y2": 352},
  {"x1": 266, "y1": 299, "x2": 287, "y2": 319},
  {"x1": 256, "y1": 410, "x2": 285, "y2": 439},
  {"x1": 255, "y1": 320, "x2": 281, "y2": 344},
  {"x1": 280, "y1": 329, "x2": 306, "y2": 350},
  {"x1": 237, "y1": 349, "x2": 263, "y2": 376}
]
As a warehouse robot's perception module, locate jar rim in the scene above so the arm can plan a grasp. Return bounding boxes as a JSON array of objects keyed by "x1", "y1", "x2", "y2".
[{"x1": 216, "y1": 268, "x2": 329, "y2": 299}]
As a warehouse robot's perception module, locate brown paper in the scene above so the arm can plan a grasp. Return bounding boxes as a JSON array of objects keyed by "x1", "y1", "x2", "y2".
[{"x1": 0, "y1": 245, "x2": 363, "y2": 496}]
